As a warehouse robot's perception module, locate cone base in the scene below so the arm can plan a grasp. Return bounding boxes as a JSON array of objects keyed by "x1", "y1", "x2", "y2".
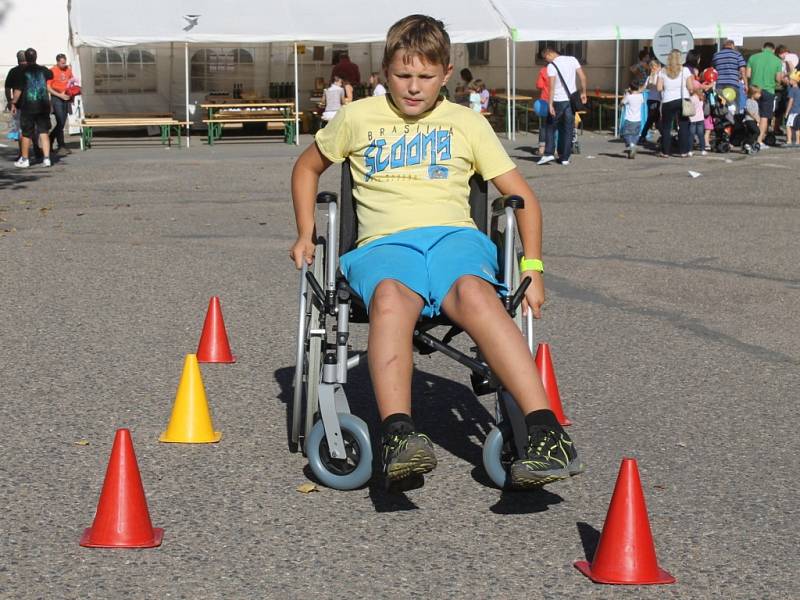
[
  {"x1": 158, "y1": 431, "x2": 222, "y2": 444},
  {"x1": 196, "y1": 355, "x2": 236, "y2": 364},
  {"x1": 80, "y1": 527, "x2": 164, "y2": 548},
  {"x1": 560, "y1": 417, "x2": 572, "y2": 426},
  {"x1": 574, "y1": 561, "x2": 675, "y2": 585}
]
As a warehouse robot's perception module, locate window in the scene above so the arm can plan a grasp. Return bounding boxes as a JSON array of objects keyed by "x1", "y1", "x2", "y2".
[
  {"x1": 94, "y1": 48, "x2": 156, "y2": 94},
  {"x1": 191, "y1": 48, "x2": 255, "y2": 93},
  {"x1": 536, "y1": 41, "x2": 588, "y2": 65},
  {"x1": 467, "y1": 42, "x2": 489, "y2": 65}
]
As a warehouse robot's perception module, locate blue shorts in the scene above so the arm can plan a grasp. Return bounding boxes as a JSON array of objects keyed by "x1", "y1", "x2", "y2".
[{"x1": 340, "y1": 226, "x2": 505, "y2": 318}]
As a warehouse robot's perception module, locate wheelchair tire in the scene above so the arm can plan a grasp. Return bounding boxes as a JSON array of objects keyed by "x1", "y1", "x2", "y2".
[
  {"x1": 306, "y1": 413, "x2": 373, "y2": 490},
  {"x1": 482, "y1": 420, "x2": 515, "y2": 490}
]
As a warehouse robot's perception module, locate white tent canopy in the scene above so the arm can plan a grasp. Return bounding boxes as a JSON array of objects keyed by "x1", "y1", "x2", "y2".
[
  {"x1": 69, "y1": 0, "x2": 508, "y2": 46},
  {"x1": 493, "y1": 0, "x2": 800, "y2": 41}
]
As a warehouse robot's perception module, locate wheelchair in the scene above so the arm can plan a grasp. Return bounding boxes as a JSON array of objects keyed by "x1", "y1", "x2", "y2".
[{"x1": 291, "y1": 162, "x2": 538, "y2": 491}]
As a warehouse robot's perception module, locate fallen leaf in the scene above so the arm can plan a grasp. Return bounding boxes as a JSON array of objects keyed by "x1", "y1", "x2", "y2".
[
  {"x1": 653, "y1": 484, "x2": 665, "y2": 490},
  {"x1": 74, "y1": 439, "x2": 90, "y2": 446},
  {"x1": 39, "y1": 207, "x2": 51, "y2": 215},
  {"x1": 296, "y1": 482, "x2": 319, "y2": 494}
]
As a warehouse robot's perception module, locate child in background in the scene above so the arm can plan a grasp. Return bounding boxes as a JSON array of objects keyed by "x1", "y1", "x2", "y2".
[
  {"x1": 473, "y1": 79, "x2": 490, "y2": 111},
  {"x1": 785, "y1": 72, "x2": 800, "y2": 146},
  {"x1": 468, "y1": 82, "x2": 482, "y2": 113},
  {"x1": 369, "y1": 72, "x2": 387, "y2": 96},
  {"x1": 689, "y1": 87, "x2": 707, "y2": 156},
  {"x1": 743, "y1": 85, "x2": 762, "y2": 153},
  {"x1": 320, "y1": 75, "x2": 345, "y2": 122},
  {"x1": 621, "y1": 81, "x2": 644, "y2": 158},
  {"x1": 535, "y1": 66, "x2": 550, "y2": 154}
]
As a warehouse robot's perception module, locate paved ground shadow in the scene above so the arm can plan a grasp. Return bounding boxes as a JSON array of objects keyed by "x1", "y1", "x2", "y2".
[
  {"x1": 489, "y1": 487, "x2": 563, "y2": 514},
  {"x1": 576, "y1": 521, "x2": 602, "y2": 561}
]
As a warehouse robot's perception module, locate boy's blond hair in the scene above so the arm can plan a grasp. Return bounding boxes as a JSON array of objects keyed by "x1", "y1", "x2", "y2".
[
  {"x1": 748, "y1": 85, "x2": 762, "y2": 98},
  {"x1": 382, "y1": 14, "x2": 450, "y2": 69}
]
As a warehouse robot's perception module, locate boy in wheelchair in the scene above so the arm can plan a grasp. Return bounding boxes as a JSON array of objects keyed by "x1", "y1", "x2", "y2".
[{"x1": 290, "y1": 14, "x2": 583, "y2": 490}]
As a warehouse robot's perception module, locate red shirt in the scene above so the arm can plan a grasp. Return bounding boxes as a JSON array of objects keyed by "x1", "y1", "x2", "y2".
[
  {"x1": 50, "y1": 65, "x2": 73, "y2": 93},
  {"x1": 536, "y1": 67, "x2": 550, "y2": 102}
]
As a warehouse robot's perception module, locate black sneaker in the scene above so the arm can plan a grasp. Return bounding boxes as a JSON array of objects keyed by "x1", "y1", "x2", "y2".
[
  {"x1": 510, "y1": 426, "x2": 584, "y2": 488},
  {"x1": 382, "y1": 431, "x2": 437, "y2": 484}
]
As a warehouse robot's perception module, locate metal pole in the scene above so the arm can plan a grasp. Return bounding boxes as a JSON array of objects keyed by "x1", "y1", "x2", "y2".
[
  {"x1": 512, "y1": 37, "x2": 516, "y2": 140},
  {"x1": 184, "y1": 42, "x2": 190, "y2": 148},
  {"x1": 614, "y1": 32, "x2": 620, "y2": 138},
  {"x1": 294, "y1": 42, "x2": 300, "y2": 146},
  {"x1": 505, "y1": 37, "x2": 511, "y2": 140}
]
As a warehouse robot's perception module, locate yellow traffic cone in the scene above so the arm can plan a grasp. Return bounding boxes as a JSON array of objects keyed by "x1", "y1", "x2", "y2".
[{"x1": 159, "y1": 354, "x2": 222, "y2": 443}]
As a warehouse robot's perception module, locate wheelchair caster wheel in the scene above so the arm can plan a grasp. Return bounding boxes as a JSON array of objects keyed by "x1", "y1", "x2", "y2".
[
  {"x1": 306, "y1": 413, "x2": 373, "y2": 490},
  {"x1": 482, "y1": 421, "x2": 516, "y2": 490}
]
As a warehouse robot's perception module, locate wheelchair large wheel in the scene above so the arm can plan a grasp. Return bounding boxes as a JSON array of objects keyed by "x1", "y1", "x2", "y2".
[
  {"x1": 306, "y1": 413, "x2": 373, "y2": 490},
  {"x1": 482, "y1": 420, "x2": 515, "y2": 490},
  {"x1": 290, "y1": 243, "x2": 325, "y2": 453}
]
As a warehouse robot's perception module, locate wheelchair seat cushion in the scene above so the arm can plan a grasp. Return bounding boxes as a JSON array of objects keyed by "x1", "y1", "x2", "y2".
[{"x1": 339, "y1": 225, "x2": 507, "y2": 318}]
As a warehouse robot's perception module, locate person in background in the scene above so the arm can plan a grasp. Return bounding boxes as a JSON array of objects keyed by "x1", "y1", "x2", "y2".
[
  {"x1": 742, "y1": 85, "x2": 762, "y2": 153},
  {"x1": 746, "y1": 42, "x2": 784, "y2": 148},
  {"x1": 784, "y1": 71, "x2": 800, "y2": 147},
  {"x1": 369, "y1": 72, "x2": 386, "y2": 96},
  {"x1": 774, "y1": 45, "x2": 798, "y2": 135},
  {"x1": 712, "y1": 39, "x2": 748, "y2": 114},
  {"x1": 656, "y1": 49, "x2": 694, "y2": 158},
  {"x1": 11, "y1": 48, "x2": 53, "y2": 168},
  {"x1": 473, "y1": 78, "x2": 490, "y2": 111},
  {"x1": 468, "y1": 82, "x2": 482, "y2": 112},
  {"x1": 621, "y1": 81, "x2": 644, "y2": 158},
  {"x1": 688, "y1": 86, "x2": 707, "y2": 156},
  {"x1": 4, "y1": 50, "x2": 27, "y2": 160},
  {"x1": 319, "y1": 75, "x2": 345, "y2": 122},
  {"x1": 629, "y1": 49, "x2": 650, "y2": 88},
  {"x1": 537, "y1": 46, "x2": 588, "y2": 166},
  {"x1": 49, "y1": 53, "x2": 73, "y2": 154},
  {"x1": 684, "y1": 49, "x2": 702, "y2": 78},
  {"x1": 342, "y1": 78, "x2": 354, "y2": 104},
  {"x1": 455, "y1": 67, "x2": 473, "y2": 103},
  {"x1": 332, "y1": 52, "x2": 360, "y2": 86},
  {"x1": 534, "y1": 64, "x2": 550, "y2": 155},
  {"x1": 638, "y1": 59, "x2": 662, "y2": 145}
]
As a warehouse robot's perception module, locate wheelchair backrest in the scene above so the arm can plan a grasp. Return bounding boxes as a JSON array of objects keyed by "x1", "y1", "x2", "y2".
[{"x1": 338, "y1": 159, "x2": 489, "y2": 256}]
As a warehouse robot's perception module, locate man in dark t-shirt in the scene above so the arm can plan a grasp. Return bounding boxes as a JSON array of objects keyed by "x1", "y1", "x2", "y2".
[{"x1": 11, "y1": 48, "x2": 53, "y2": 168}]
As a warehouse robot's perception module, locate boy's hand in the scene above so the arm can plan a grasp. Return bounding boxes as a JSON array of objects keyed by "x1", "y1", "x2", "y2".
[
  {"x1": 290, "y1": 237, "x2": 316, "y2": 269},
  {"x1": 521, "y1": 271, "x2": 545, "y2": 319}
]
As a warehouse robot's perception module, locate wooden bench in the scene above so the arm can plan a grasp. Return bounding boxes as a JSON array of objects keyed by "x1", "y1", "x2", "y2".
[
  {"x1": 201, "y1": 102, "x2": 300, "y2": 145},
  {"x1": 80, "y1": 115, "x2": 184, "y2": 149}
]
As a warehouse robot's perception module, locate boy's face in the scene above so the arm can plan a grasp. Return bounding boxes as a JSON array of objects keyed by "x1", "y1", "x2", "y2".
[
  {"x1": 384, "y1": 51, "x2": 452, "y2": 117},
  {"x1": 753, "y1": 91, "x2": 762, "y2": 100}
]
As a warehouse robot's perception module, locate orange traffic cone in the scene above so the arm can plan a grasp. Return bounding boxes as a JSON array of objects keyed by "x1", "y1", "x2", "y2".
[
  {"x1": 80, "y1": 429, "x2": 163, "y2": 548},
  {"x1": 534, "y1": 343, "x2": 571, "y2": 426},
  {"x1": 196, "y1": 296, "x2": 235, "y2": 363},
  {"x1": 575, "y1": 458, "x2": 674, "y2": 584}
]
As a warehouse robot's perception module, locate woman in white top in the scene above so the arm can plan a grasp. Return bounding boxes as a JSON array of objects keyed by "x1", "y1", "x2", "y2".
[
  {"x1": 369, "y1": 72, "x2": 387, "y2": 96},
  {"x1": 320, "y1": 76, "x2": 345, "y2": 122},
  {"x1": 657, "y1": 49, "x2": 695, "y2": 157}
]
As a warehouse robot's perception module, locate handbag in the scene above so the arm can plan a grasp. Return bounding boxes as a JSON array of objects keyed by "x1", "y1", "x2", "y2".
[
  {"x1": 551, "y1": 61, "x2": 586, "y2": 112},
  {"x1": 680, "y1": 68, "x2": 695, "y2": 117}
]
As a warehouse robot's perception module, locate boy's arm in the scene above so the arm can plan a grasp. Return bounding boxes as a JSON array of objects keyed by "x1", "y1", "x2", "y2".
[
  {"x1": 290, "y1": 142, "x2": 333, "y2": 268},
  {"x1": 490, "y1": 167, "x2": 545, "y2": 318}
]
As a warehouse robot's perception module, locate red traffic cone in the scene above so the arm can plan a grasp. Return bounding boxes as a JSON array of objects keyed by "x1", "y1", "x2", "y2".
[
  {"x1": 80, "y1": 429, "x2": 163, "y2": 548},
  {"x1": 534, "y1": 343, "x2": 571, "y2": 426},
  {"x1": 575, "y1": 458, "x2": 674, "y2": 584},
  {"x1": 196, "y1": 296, "x2": 235, "y2": 363}
]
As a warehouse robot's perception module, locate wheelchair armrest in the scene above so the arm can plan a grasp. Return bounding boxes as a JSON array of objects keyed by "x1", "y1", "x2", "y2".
[
  {"x1": 316, "y1": 191, "x2": 337, "y2": 204},
  {"x1": 491, "y1": 194, "x2": 524, "y2": 216}
]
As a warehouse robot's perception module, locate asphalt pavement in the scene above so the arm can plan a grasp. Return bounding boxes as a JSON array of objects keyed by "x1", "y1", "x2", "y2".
[{"x1": 1, "y1": 129, "x2": 798, "y2": 599}]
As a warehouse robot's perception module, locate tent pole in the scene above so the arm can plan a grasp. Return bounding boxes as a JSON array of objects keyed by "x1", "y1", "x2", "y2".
[
  {"x1": 294, "y1": 42, "x2": 300, "y2": 146},
  {"x1": 512, "y1": 37, "x2": 516, "y2": 140},
  {"x1": 169, "y1": 42, "x2": 174, "y2": 116},
  {"x1": 614, "y1": 33, "x2": 620, "y2": 138},
  {"x1": 505, "y1": 37, "x2": 511, "y2": 140},
  {"x1": 184, "y1": 42, "x2": 190, "y2": 148}
]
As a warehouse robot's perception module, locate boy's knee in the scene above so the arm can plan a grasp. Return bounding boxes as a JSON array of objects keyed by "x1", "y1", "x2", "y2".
[
  {"x1": 370, "y1": 279, "x2": 420, "y2": 317},
  {"x1": 449, "y1": 275, "x2": 496, "y2": 312}
]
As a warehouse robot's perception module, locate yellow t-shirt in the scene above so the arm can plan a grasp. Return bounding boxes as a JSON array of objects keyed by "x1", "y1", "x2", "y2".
[{"x1": 315, "y1": 95, "x2": 516, "y2": 246}]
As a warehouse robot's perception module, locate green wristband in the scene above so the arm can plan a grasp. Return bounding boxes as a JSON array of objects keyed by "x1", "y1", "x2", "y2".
[{"x1": 520, "y1": 257, "x2": 544, "y2": 273}]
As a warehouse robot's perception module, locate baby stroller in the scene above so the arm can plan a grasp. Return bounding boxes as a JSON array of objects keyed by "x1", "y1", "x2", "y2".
[
  {"x1": 710, "y1": 99, "x2": 734, "y2": 153},
  {"x1": 729, "y1": 114, "x2": 761, "y2": 154}
]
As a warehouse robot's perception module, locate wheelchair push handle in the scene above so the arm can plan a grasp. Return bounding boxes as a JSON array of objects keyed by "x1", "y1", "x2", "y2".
[{"x1": 491, "y1": 194, "x2": 525, "y2": 216}]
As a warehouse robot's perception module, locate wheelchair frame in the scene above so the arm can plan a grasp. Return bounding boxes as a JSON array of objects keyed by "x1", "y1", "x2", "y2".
[{"x1": 291, "y1": 164, "x2": 537, "y2": 490}]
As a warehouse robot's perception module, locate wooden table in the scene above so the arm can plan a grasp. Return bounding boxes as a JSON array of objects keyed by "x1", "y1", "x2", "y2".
[
  {"x1": 586, "y1": 92, "x2": 623, "y2": 131},
  {"x1": 201, "y1": 101, "x2": 300, "y2": 145},
  {"x1": 80, "y1": 114, "x2": 183, "y2": 150},
  {"x1": 492, "y1": 94, "x2": 535, "y2": 132}
]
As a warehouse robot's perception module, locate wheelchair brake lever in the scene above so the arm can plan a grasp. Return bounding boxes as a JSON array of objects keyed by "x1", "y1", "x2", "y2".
[
  {"x1": 507, "y1": 276, "x2": 532, "y2": 318},
  {"x1": 305, "y1": 270, "x2": 328, "y2": 310}
]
